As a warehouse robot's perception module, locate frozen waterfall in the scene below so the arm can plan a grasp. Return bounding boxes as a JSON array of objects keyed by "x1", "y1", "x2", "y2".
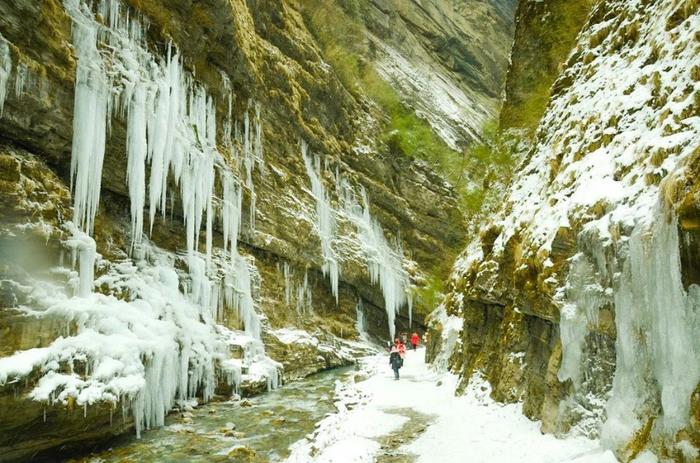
[{"x1": 601, "y1": 206, "x2": 700, "y2": 447}]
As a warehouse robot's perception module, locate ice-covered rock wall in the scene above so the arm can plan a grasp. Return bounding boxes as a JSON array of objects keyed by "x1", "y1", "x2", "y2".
[
  {"x1": 1, "y1": 0, "x2": 281, "y2": 445},
  {"x1": 432, "y1": 0, "x2": 700, "y2": 460}
]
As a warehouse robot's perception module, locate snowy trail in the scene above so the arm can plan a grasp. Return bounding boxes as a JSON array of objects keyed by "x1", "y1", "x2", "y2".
[{"x1": 287, "y1": 347, "x2": 619, "y2": 463}]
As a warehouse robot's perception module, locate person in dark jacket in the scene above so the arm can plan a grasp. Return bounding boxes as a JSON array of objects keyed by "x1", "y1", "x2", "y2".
[{"x1": 389, "y1": 345, "x2": 402, "y2": 380}]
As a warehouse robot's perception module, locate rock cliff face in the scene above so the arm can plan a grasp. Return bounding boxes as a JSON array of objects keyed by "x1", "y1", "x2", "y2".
[
  {"x1": 0, "y1": 0, "x2": 514, "y2": 460},
  {"x1": 499, "y1": 0, "x2": 598, "y2": 132},
  {"x1": 431, "y1": 0, "x2": 700, "y2": 461},
  {"x1": 360, "y1": 0, "x2": 516, "y2": 147}
]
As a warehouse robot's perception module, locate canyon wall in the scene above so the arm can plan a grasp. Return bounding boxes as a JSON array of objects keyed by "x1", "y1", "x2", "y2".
[
  {"x1": 0, "y1": 0, "x2": 515, "y2": 460},
  {"x1": 430, "y1": 0, "x2": 700, "y2": 461}
]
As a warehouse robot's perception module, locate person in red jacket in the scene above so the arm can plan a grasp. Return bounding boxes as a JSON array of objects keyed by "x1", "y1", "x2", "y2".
[
  {"x1": 395, "y1": 338, "x2": 406, "y2": 359},
  {"x1": 411, "y1": 332, "x2": 419, "y2": 351}
]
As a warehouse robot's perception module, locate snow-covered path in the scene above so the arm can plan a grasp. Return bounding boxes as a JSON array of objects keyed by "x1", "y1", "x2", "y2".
[{"x1": 286, "y1": 347, "x2": 619, "y2": 463}]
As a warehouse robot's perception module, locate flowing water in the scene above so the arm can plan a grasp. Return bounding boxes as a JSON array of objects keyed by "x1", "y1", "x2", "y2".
[{"x1": 69, "y1": 366, "x2": 355, "y2": 463}]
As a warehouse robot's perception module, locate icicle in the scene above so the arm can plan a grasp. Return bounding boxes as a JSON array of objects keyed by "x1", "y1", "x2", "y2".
[
  {"x1": 65, "y1": 0, "x2": 110, "y2": 235},
  {"x1": 296, "y1": 270, "x2": 313, "y2": 315},
  {"x1": 301, "y1": 140, "x2": 340, "y2": 303},
  {"x1": 0, "y1": 34, "x2": 11, "y2": 117},
  {"x1": 187, "y1": 252, "x2": 211, "y2": 313},
  {"x1": 243, "y1": 107, "x2": 253, "y2": 189},
  {"x1": 220, "y1": 71, "x2": 233, "y2": 152},
  {"x1": 254, "y1": 102, "x2": 264, "y2": 175},
  {"x1": 222, "y1": 172, "x2": 243, "y2": 260},
  {"x1": 147, "y1": 48, "x2": 181, "y2": 232},
  {"x1": 234, "y1": 253, "x2": 262, "y2": 340},
  {"x1": 356, "y1": 298, "x2": 369, "y2": 340},
  {"x1": 126, "y1": 82, "x2": 148, "y2": 250},
  {"x1": 14, "y1": 61, "x2": 28, "y2": 97},
  {"x1": 205, "y1": 184, "x2": 214, "y2": 266},
  {"x1": 242, "y1": 104, "x2": 259, "y2": 231},
  {"x1": 249, "y1": 191, "x2": 256, "y2": 232},
  {"x1": 63, "y1": 222, "x2": 96, "y2": 297},
  {"x1": 283, "y1": 262, "x2": 291, "y2": 306}
]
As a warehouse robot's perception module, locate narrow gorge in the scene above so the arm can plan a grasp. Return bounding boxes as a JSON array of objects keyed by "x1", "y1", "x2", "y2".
[{"x1": 0, "y1": 0, "x2": 698, "y2": 462}]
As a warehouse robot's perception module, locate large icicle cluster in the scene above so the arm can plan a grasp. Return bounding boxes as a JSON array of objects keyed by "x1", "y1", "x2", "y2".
[
  {"x1": 0, "y1": 0, "x2": 280, "y2": 438},
  {"x1": 338, "y1": 178, "x2": 412, "y2": 340},
  {"x1": 61, "y1": 0, "x2": 271, "y2": 326},
  {"x1": 601, "y1": 206, "x2": 700, "y2": 446},
  {"x1": 63, "y1": 0, "x2": 265, "y2": 258},
  {"x1": 0, "y1": 243, "x2": 224, "y2": 437},
  {"x1": 301, "y1": 141, "x2": 412, "y2": 339}
]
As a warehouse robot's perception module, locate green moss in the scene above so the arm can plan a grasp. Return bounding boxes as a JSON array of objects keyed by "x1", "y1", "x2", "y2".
[{"x1": 500, "y1": 0, "x2": 598, "y2": 132}]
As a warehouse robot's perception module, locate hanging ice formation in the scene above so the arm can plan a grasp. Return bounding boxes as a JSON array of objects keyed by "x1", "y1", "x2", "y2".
[
  {"x1": 283, "y1": 262, "x2": 292, "y2": 306},
  {"x1": 65, "y1": 0, "x2": 109, "y2": 237},
  {"x1": 339, "y1": 178, "x2": 412, "y2": 340},
  {"x1": 222, "y1": 253, "x2": 262, "y2": 340},
  {"x1": 295, "y1": 270, "x2": 313, "y2": 315},
  {"x1": 0, "y1": 32, "x2": 33, "y2": 119},
  {"x1": 14, "y1": 61, "x2": 29, "y2": 98},
  {"x1": 19, "y1": 0, "x2": 278, "y2": 437},
  {"x1": 63, "y1": 222, "x2": 97, "y2": 298},
  {"x1": 63, "y1": 0, "x2": 268, "y2": 312},
  {"x1": 356, "y1": 298, "x2": 369, "y2": 340},
  {"x1": 600, "y1": 206, "x2": 700, "y2": 448},
  {"x1": 0, "y1": 34, "x2": 11, "y2": 117},
  {"x1": 557, "y1": 224, "x2": 614, "y2": 391},
  {"x1": 240, "y1": 100, "x2": 264, "y2": 231},
  {"x1": 556, "y1": 200, "x2": 700, "y2": 447},
  {"x1": 302, "y1": 140, "x2": 340, "y2": 302},
  {"x1": 301, "y1": 140, "x2": 411, "y2": 339},
  {"x1": 280, "y1": 262, "x2": 314, "y2": 314},
  {"x1": 223, "y1": 72, "x2": 264, "y2": 234}
]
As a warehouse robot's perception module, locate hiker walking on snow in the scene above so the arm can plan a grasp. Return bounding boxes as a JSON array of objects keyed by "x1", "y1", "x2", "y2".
[
  {"x1": 389, "y1": 345, "x2": 403, "y2": 380},
  {"x1": 411, "y1": 332, "x2": 419, "y2": 351}
]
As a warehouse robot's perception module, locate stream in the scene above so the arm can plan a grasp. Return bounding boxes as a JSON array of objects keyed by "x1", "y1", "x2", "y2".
[{"x1": 69, "y1": 366, "x2": 356, "y2": 463}]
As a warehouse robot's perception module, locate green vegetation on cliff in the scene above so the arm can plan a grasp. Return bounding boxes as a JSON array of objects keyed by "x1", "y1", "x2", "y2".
[
  {"x1": 499, "y1": 0, "x2": 598, "y2": 132},
  {"x1": 299, "y1": 0, "x2": 517, "y2": 221}
]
